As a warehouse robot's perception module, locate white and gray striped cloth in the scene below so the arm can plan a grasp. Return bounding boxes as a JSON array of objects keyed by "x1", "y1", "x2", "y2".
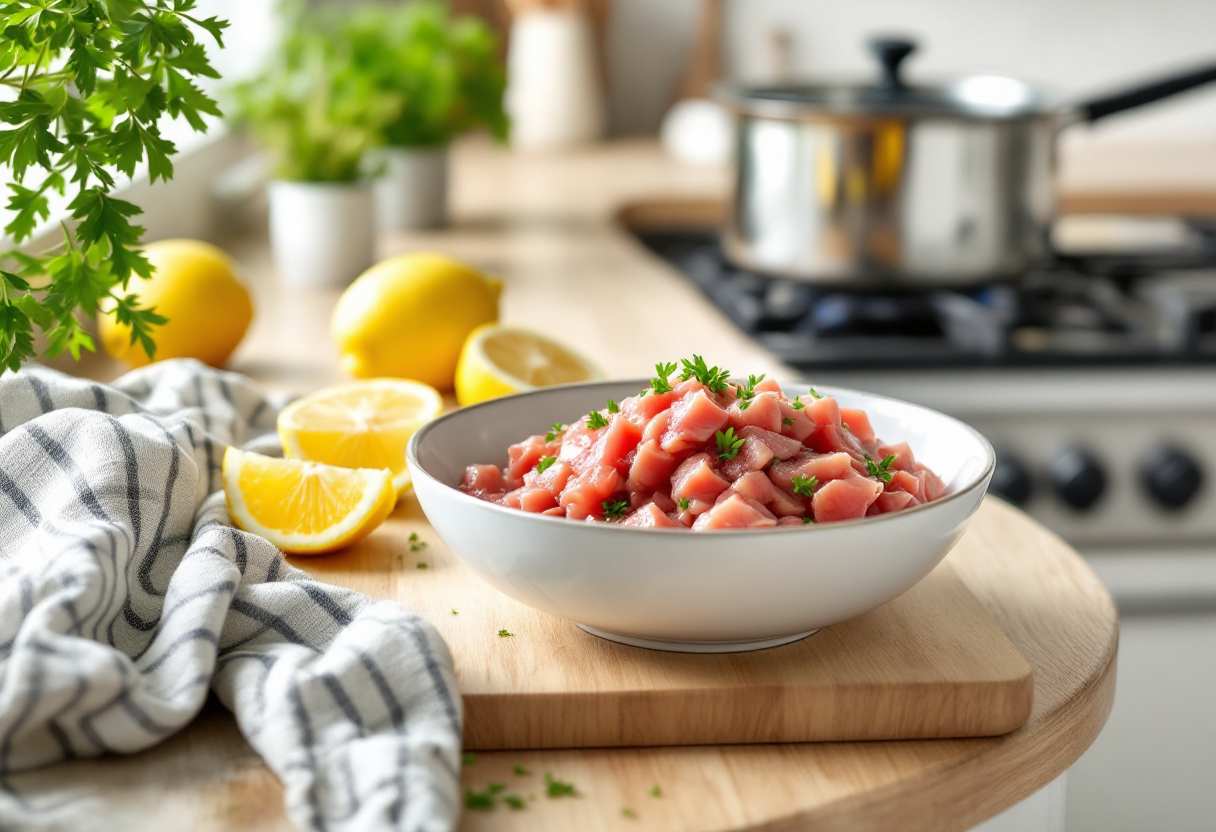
[{"x1": 0, "y1": 360, "x2": 462, "y2": 831}]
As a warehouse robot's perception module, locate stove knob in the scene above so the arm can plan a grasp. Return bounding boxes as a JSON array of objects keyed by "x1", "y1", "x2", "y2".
[
  {"x1": 1141, "y1": 446, "x2": 1204, "y2": 511},
  {"x1": 989, "y1": 450, "x2": 1033, "y2": 507},
  {"x1": 1049, "y1": 448, "x2": 1106, "y2": 511}
]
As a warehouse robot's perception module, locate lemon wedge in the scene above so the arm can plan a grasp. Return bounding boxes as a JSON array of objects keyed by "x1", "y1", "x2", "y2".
[
  {"x1": 455, "y1": 324, "x2": 603, "y2": 406},
  {"x1": 277, "y1": 379, "x2": 443, "y2": 495},
  {"x1": 223, "y1": 447, "x2": 396, "y2": 555}
]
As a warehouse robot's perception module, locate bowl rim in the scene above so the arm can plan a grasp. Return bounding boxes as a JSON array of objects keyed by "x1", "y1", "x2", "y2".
[{"x1": 406, "y1": 378, "x2": 995, "y2": 536}]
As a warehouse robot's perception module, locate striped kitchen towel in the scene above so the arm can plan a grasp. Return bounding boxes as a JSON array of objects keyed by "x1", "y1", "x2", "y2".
[{"x1": 0, "y1": 360, "x2": 462, "y2": 832}]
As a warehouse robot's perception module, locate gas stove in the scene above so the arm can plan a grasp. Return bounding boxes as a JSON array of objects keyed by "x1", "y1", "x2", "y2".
[{"x1": 636, "y1": 221, "x2": 1216, "y2": 549}]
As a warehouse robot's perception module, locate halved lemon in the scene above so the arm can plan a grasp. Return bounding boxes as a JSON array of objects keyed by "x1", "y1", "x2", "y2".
[
  {"x1": 278, "y1": 379, "x2": 443, "y2": 495},
  {"x1": 455, "y1": 324, "x2": 603, "y2": 406},
  {"x1": 223, "y1": 447, "x2": 397, "y2": 555}
]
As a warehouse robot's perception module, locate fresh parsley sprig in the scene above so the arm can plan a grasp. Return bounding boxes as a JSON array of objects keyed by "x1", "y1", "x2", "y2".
[
  {"x1": 545, "y1": 422, "x2": 563, "y2": 442},
  {"x1": 586, "y1": 410, "x2": 609, "y2": 430},
  {"x1": 0, "y1": 1, "x2": 229, "y2": 372},
  {"x1": 807, "y1": 387, "x2": 823, "y2": 400},
  {"x1": 642, "y1": 360, "x2": 677, "y2": 396},
  {"x1": 865, "y1": 453, "x2": 897, "y2": 482},
  {"x1": 791, "y1": 401, "x2": 806, "y2": 410},
  {"x1": 544, "y1": 772, "x2": 577, "y2": 798},
  {"x1": 791, "y1": 474, "x2": 819, "y2": 497},
  {"x1": 734, "y1": 373, "x2": 765, "y2": 411},
  {"x1": 679, "y1": 354, "x2": 731, "y2": 393},
  {"x1": 606, "y1": 398, "x2": 619, "y2": 413},
  {"x1": 535, "y1": 455, "x2": 556, "y2": 475},
  {"x1": 715, "y1": 427, "x2": 745, "y2": 460},
  {"x1": 601, "y1": 499, "x2": 629, "y2": 521},
  {"x1": 677, "y1": 497, "x2": 690, "y2": 510}
]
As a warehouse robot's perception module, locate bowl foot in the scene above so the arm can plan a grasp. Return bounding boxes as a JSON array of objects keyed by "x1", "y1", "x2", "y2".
[{"x1": 575, "y1": 624, "x2": 819, "y2": 653}]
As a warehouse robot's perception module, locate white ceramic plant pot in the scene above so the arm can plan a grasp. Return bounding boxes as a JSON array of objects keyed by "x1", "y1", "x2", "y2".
[
  {"x1": 374, "y1": 146, "x2": 449, "y2": 231},
  {"x1": 267, "y1": 180, "x2": 376, "y2": 289}
]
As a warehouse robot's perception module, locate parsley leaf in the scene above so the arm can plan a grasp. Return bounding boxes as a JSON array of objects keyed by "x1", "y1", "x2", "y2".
[
  {"x1": 783, "y1": 417, "x2": 795, "y2": 425},
  {"x1": 622, "y1": 807, "x2": 638, "y2": 819},
  {"x1": 865, "y1": 453, "x2": 896, "y2": 483},
  {"x1": 512, "y1": 762, "x2": 529, "y2": 776},
  {"x1": 497, "y1": 629, "x2": 514, "y2": 638},
  {"x1": 791, "y1": 474, "x2": 819, "y2": 497},
  {"x1": 647, "y1": 361, "x2": 677, "y2": 395},
  {"x1": 650, "y1": 784, "x2": 662, "y2": 797},
  {"x1": 606, "y1": 398, "x2": 619, "y2": 413},
  {"x1": 462, "y1": 752, "x2": 476, "y2": 766},
  {"x1": 807, "y1": 387, "x2": 823, "y2": 400},
  {"x1": 715, "y1": 427, "x2": 745, "y2": 460},
  {"x1": 502, "y1": 794, "x2": 526, "y2": 810},
  {"x1": 535, "y1": 456, "x2": 557, "y2": 475},
  {"x1": 602, "y1": 499, "x2": 629, "y2": 521},
  {"x1": 802, "y1": 515, "x2": 814, "y2": 524},
  {"x1": 679, "y1": 355, "x2": 731, "y2": 392},
  {"x1": 545, "y1": 422, "x2": 564, "y2": 442},
  {"x1": 450, "y1": 609, "x2": 458, "y2": 615},
  {"x1": 544, "y1": 772, "x2": 577, "y2": 798},
  {"x1": 677, "y1": 497, "x2": 690, "y2": 510},
  {"x1": 792, "y1": 401, "x2": 806, "y2": 410},
  {"x1": 734, "y1": 373, "x2": 765, "y2": 410},
  {"x1": 465, "y1": 782, "x2": 506, "y2": 811},
  {"x1": 416, "y1": 562, "x2": 428, "y2": 569},
  {"x1": 586, "y1": 411, "x2": 609, "y2": 430}
]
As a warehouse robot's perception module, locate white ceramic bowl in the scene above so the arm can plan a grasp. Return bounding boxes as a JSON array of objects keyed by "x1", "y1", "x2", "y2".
[{"x1": 408, "y1": 380, "x2": 994, "y2": 653}]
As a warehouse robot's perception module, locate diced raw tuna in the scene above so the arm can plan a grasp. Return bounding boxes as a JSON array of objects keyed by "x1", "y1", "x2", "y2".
[
  {"x1": 768, "y1": 486, "x2": 806, "y2": 517},
  {"x1": 661, "y1": 390, "x2": 729, "y2": 453},
  {"x1": 812, "y1": 476, "x2": 883, "y2": 523},
  {"x1": 627, "y1": 440, "x2": 679, "y2": 491},
  {"x1": 620, "y1": 502, "x2": 682, "y2": 528},
  {"x1": 498, "y1": 487, "x2": 525, "y2": 510},
  {"x1": 877, "y1": 441, "x2": 916, "y2": 471},
  {"x1": 672, "y1": 378, "x2": 707, "y2": 398},
  {"x1": 754, "y1": 377, "x2": 783, "y2": 394},
  {"x1": 839, "y1": 408, "x2": 876, "y2": 446},
  {"x1": 595, "y1": 415, "x2": 643, "y2": 476},
  {"x1": 888, "y1": 469, "x2": 924, "y2": 501},
  {"x1": 624, "y1": 389, "x2": 678, "y2": 423},
  {"x1": 726, "y1": 392, "x2": 783, "y2": 434},
  {"x1": 732, "y1": 470, "x2": 774, "y2": 504},
  {"x1": 776, "y1": 399, "x2": 814, "y2": 441},
  {"x1": 803, "y1": 396, "x2": 841, "y2": 427},
  {"x1": 519, "y1": 487, "x2": 558, "y2": 513},
  {"x1": 507, "y1": 435, "x2": 552, "y2": 481},
  {"x1": 805, "y1": 424, "x2": 868, "y2": 461},
  {"x1": 535, "y1": 460, "x2": 574, "y2": 498},
  {"x1": 768, "y1": 451, "x2": 854, "y2": 493},
  {"x1": 874, "y1": 490, "x2": 919, "y2": 513},
  {"x1": 462, "y1": 464, "x2": 502, "y2": 494},
  {"x1": 776, "y1": 516, "x2": 806, "y2": 527},
  {"x1": 642, "y1": 409, "x2": 672, "y2": 444},
  {"x1": 916, "y1": 467, "x2": 947, "y2": 501},
  {"x1": 719, "y1": 436, "x2": 775, "y2": 480},
  {"x1": 738, "y1": 426, "x2": 802, "y2": 460},
  {"x1": 541, "y1": 507, "x2": 565, "y2": 517},
  {"x1": 557, "y1": 422, "x2": 598, "y2": 472},
  {"x1": 559, "y1": 464, "x2": 623, "y2": 520},
  {"x1": 651, "y1": 491, "x2": 677, "y2": 513},
  {"x1": 693, "y1": 493, "x2": 778, "y2": 530},
  {"x1": 670, "y1": 453, "x2": 730, "y2": 504}
]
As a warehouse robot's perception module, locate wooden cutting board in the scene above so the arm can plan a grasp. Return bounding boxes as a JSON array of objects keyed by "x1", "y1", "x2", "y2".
[{"x1": 295, "y1": 498, "x2": 1034, "y2": 750}]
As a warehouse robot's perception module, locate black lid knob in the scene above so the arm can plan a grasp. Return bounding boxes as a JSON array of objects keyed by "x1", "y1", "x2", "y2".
[
  {"x1": 1049, "y1": 447, "x2": 1106, "y2": 512},
  {"x1": 868, "y1": 37, "x2": 918, "y2": 90},
  {"x1": 990, "y1": 450, "x2": 1034, "y2": 508},
  {"x1": 1141, "y1": 446, "x2": 1204, "y2": 511}
]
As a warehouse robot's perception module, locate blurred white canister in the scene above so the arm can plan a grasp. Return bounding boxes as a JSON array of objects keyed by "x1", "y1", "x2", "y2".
[
  {"x1": 267, "y1": 180, "x2": 375, "y2": 289},
  {"x1": 505, "y1": 3, "x2": 605, "y2": 151},
  {"x1": 374, "y1": 146, "x2": 448, "y2": 231}
]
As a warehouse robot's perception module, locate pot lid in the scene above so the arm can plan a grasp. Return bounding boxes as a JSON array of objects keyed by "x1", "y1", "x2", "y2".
[{"x1": 716, "y1": 37, "x2": 1060, "y2": 121}]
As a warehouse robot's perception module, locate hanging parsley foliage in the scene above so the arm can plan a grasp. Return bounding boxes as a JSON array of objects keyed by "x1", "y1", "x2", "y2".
[{"x1": 0, "y1": 0, "x2": 228, "y2": 373}]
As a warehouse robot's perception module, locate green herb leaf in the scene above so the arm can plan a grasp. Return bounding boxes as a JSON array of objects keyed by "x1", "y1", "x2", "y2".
[
  {"x1": 586, "y1": 411, "x2": 609, "y2": 430},
  {"x1": 791, "y1": 474, "x2": 819, "y2": 498},
  {"x1": 535, "y1": 455, "x2": 557, "y2": 475},
  {"x1": 602, "y1": 499, "x2": 629, "y2": 521},
  {"x1": 503, "y1": 794, "x2": 526, "y2": 810},
  {"x1": 649, "y1": 784, "x2": 662, "y2": 797},
  {"x1": 792, "y1": 401, "x2": 806, "y2": 410},
  {"x1": 865, "y1": 453, "x2": 896, "y2": 483},
  {"x1": 802, "y1": 515, "x2": 814, "y2": 524},
  {"x1": 807, "y1": 387, "x2": 823, "y2": 400},
  {"x1": 647, "y1": 360, "x2": 677, "y2": 395},
  {"x1": 679, "y1": 355, "x2": 731, "y2": 393},
  {"x1": 450, "y1": 609, "x2": 458, "y2": 615},
  {"x1": 715, "y1": 427, "x2": 745, "y2": 460},
  {"x1": 544, "y1": 772, "x2": 576, "y2": 798},
  {"x1": 545, "y1": 422, "x2": 564, "y2": 442},
  {"x1": 734, "y1": 373, "x2": 766, "y2": 411},
  {"x1": 416, "y1": 562, "x2": 428, "y2": 569},
  {"x1": 465, "y1": 782, "x2": 506, "y2": 810},
  {"x1": 783, "y1": 417, "x2": 795, "y2": 425},
  {"x1": 622, "y1": 807, "x2": 638, "y2": 819},
  {"x1": 512, "y1": 762, "x2": 529, "y2": 775},
  {"x1": 606, "y1": 398, "x2": 619, "y2": 413},
  {"x1": 497, "y1": 629, "x2": 514, "y2": 638},
  {"x1": 462, "y1": 752, "x2": 476, "y2": 766},
  {"x1": 677, "y1": 497, "x2": 690, "y2": 511}
]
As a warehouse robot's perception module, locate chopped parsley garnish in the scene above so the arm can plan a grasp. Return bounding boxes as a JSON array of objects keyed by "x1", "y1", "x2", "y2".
[
  {"x1": 544, "y1": 772, "x2": 577, "y2": 798},
  {"x1": 451, "y1": 609, "x2": 459, "y2": 615},
  {"x1": 607, "y1": 399, "x2": 620, "y2": 413},
  {"x1": 512, "y1": 762, "x2": 529, "y2": 776},
  {"x1": 645, "y1": 361, "x2": 678, "y2": 396},
  {"x1": 465, "y1": 783, "x2": 506, "y2": 810},
  {"x1": 807, "y1": 387, "x2": 823, "y2": 400},
  {"x1": 734, "y1": 373, "x2": 766, "y2": 410},
  {"x1": 409, "y1": 532, "x2": 428, "y2": 553},
  {"x1": 602, "y1": 499, "x2": 629, "y2": 521},
  {"x1": 715, "y1": 427, "x2": 745, "y2": 460},
  {"x1": 462, "y1": 752, "x2": 476, "y2": 766},
  {"x1": 649, "y1": 784, "x2": 662, "y2": 797},
  {"x1": 586, "y1": 411, "x2": 610, "y2": 429},
  {"x1": 842, "y1": 422, "x2": 851, "y2": 432},
  {"x1": 865, "y1": 453, "x2": 897, "y2": 483},
  {"x1": 677, "y1": 497, "x2": 690, "y2": 510},
  {"x1": 497, "y1": 629, "x2": 514, "y2": 638},
  {"x1": 791, "y1": 474, "x2": 819, "y2": 497},
  {"x1": 783, "y1": 417, "x2": 795, "y2": 425},
  {"x1": 416, "y1": 562, "x2": 428, "y2": 569},
  {"x1": 535, "y1": 456, "x2": 557, "y2": 475},
  {"x1": 503, "y1": 795, "x2": 526, "y2": 810},
  {"x1": 545, "y1": 422, "x2": 564, "y2": 442},
  {"x1": 679, "y1": 355, "x2": 731, "y2": 393},
  {"x1": 802, "y1": 515, "x2": 814, "y2": 524},
  {"x1": 792, "y1": 401, "x2": 806, "y2": 410},
  {"x1": 622, "y1": 807, "x2": 638, "y2": 819}
]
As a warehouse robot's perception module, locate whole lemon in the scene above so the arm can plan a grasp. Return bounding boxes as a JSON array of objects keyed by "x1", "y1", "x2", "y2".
[
  {"x1": 331, "y1": 253, "x2": 501, "y2": 390},
  {"x1": 99, "y1": 239, "x2": 254, "y2": 368}
]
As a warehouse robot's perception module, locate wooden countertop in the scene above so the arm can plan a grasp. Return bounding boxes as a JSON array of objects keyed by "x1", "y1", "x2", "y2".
[{"x1": 35, "y1": 139, "x2": 1119, "y2": 831}]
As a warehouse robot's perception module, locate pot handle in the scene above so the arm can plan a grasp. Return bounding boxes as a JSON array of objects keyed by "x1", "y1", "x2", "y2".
[
  {"x1": 1074, "y1": 61, "x2": 1216, "y2": 123},
  {"x1": 868, "y1": 37, "x2": 917, "y2": 91}
]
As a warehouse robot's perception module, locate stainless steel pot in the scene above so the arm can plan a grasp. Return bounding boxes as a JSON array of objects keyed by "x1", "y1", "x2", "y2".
[{"x1": 716, "y1": 38, "x2": 1216, "y2": 286}]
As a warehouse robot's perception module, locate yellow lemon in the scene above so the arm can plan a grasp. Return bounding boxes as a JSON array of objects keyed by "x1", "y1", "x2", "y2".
[
  {"x1": 278, "y1": 379, "x2": 443, "y2": 496},
  {"x1": 223, "y1": 447, "x2": 396, "y2": 555},
  {"x1": 331, "y1": 252, "x2": 500, "y2": 391},
  {"x1": 455, "y1": 324, "x2": 603, "y2": 406},
  {"x1": 99, "y1": 239, "x2": 254, "y2": 368}
]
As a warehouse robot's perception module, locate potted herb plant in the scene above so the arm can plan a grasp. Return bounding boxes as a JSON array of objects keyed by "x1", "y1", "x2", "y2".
[
  {"x1": 342, "y1": 3, "x2": 509, "y2": 231},
  {"x1": 233, "y1": 23, "x2": 396, "y2": 289}
]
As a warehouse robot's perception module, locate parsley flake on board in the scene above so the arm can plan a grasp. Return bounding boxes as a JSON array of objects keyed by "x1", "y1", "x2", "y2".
[
  {"x1": 679, "y1": 355, "x2": 731, "y2": 392},
  {"x1": 622, "y1": 807, "x2": 638, "y2": 819},
  {"x1": 677, "y1": 497, "x2": 690, "y2": 510},
  {"x1": 606, "y1": 398, "x2": 620, "y2": 413},
  {"x1": 865, "y1": 453, "x2": 897, "y2": 483},
  {"x1": 512, "y1": 762, "x2": 530, "y2": 775},
  {"x1": 545, "y1": 422, "x2": 564, "y2": 442},
  {"x1": 450, "y1": 609, "x2": 458, "y2": 615},
  {"x1": 535, "y1": 455, "x2": 557, "y2": 475},
  {"x1": 464, "y1": 782, "x2": 506, "y2": 811},
  {"x1": 586, "y1": 411, "x2": 609, "y2": 430},
  {"x1": 544, "y1": 772, "x2": 577, "y2": 798},
  {"x1": 650, "y1": 784, "x2": 662, "y2": 797},
  {"x1": 645, "y1": 361, "x2": 678, "y2": 396},
  {"x1": 502, "y1": 794, "x2": 526, "y2": 810},
  {"x1": 602, "y1": 499, "x2": 629, "y2": 521},
  {"x1": 791, "y1": 474, "x2": 819, "y2": 498},
  {"x1": 497, "y1": 629, "x2": 514, "y2": 638},
  {"x1": 462, "y1": 752, "x2": 476, "y2": 766},
  {"x1": 408, "y1": 532, "x2": 428, "y2": 553},
  {"x1": 734, "y1": 373, "x2": 766, "y2": 410},
  {"x1": 715, "y1": 427, "x2": 745, "y2": 460},
  {"x1": 416, "y1": 562, "x2": 428, "y2": 569}
]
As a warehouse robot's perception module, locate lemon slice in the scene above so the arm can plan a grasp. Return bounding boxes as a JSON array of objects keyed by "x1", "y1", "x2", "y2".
[
  {"x1": 223, "y1": 448, "x2": 397, "y2": 555},
  {"x1": 455, "y1": 324, "x2": 603, "y2": 406},
  {"x1": 278, "y1": 379, "x2": 443, "y2": 495}
]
